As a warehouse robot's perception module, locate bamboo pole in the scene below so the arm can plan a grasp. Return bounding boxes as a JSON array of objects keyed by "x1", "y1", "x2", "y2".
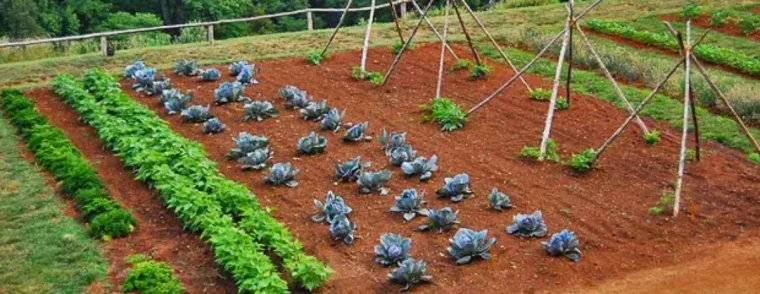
[
  {"x1": 691, "y1": 56, "x2": 760, "y2": 153},
  {"x1": 207, "y1": 25, "x2": 215, "y2": 45},
  {"x1": 458, "y1": 0, "x2": 531, "y2": 92},
  {"x1": 594, "y1": 58, "x2": 685, "y2": 160},
  {"x1": 100, "y1": 36, "x2": 107, "y2": 56},
  {"x1": 688, "y1": 85, "x2": 701, "y2": 161},
  {"x1": 381, "y1": 0, "x2": 436, "y2": 86},
  {"x1": 467, "y1": 28, "x2": 567, "y2": 115},
  {"x1": 538, "y1": 21, "x2": 571, "y2": 161},
  {"x1": 565, "y1": 0, "x2": 575, "y2": 106},
  {"x1": 409, "y1": 0, "x2": 459, "y2": 60},
  {"x1": 576, "y1": 24, "x2": 649, "y2": 134},
  {"x1": 452, "y1": 4, "x2": 482, "y2": 66},
  {"x1": 307, "y1": 11, "x2": 314, "y2": 32},
  {"x1": 320, "y1": 0, "x2": 354, "y2": 57},
  {"x1": 360, "y1": 0, "x2": 378, "y2": 72},
  {"x1": 437, "y1": 0, "x2": 452, "y2": 99},
  {"x1": 388, "y1": 0, "x2": 405, "y2": 43},
  {"x1": 673, "y1": 21, "x2": 693, "y2": 218}
]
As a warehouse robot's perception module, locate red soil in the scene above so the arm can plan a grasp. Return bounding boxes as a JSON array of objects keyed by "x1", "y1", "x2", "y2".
[
  {"x1": 660, "y1": 14, "x2": 760, "y2": 42},
  {"x1": 25, "y1": 89, "x2": 236, "y2": 293},
  {"x1": 26, "y1": 44, "x2": 760, "y2": 293}
]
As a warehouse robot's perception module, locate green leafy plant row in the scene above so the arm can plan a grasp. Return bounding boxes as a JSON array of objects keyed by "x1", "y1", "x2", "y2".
[
  {"x1": 584, "y1": 20, "x2": 760, "y2": 77},
  {"x1": 52, "y1": 70, "x2": 331, "y2": 292},
  {"x1": 122, "y1": 254, "x2": 185, "y2": 294},
  {"x1": 0, "y1": 89, "x2": 136, "y2": 240}
]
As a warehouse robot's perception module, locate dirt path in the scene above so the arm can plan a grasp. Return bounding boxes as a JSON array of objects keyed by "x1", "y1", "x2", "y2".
[
  {"x1": 572, "y1": 238, "x2": 760, "y2": 294},
  {"x1": 26, "y1": 90, "x2": 236, "y2": 293}
]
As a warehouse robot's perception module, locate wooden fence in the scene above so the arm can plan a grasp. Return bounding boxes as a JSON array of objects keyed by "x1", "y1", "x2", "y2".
[{"x1": 0, "y1": 0, "x2": 415, "y2": 55}]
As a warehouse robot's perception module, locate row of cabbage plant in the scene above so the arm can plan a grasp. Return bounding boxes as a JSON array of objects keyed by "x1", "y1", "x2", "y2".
[
  {"x1": 52, "y1": 71, "x2": 331, "y2": 292},
  {"x1": 0, "y1": 89, "x2": 136, "y2": 240}
]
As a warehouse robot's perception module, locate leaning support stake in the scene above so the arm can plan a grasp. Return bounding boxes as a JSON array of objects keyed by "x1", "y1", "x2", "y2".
[
  {"x1": 691, "y1": 56, "x2": 760, "y2": 153},
  {"x1": 576, "y1": 24, "x2": 649, "y2": 135},
  {"x1": 410, "y1": 0, "x2": 459, "y2": 60},
  {"x1": 673, "y1": 21, "x2": 693, "y2": 218},
  {"x1": 458, "y1": 0, "x2": 531, "y2": 92},
  {"x1": 388, "y1": 0, "x2": 405, "y2": 43},
  {"x1": 467, "y1": 28, "x2": 568, "y2": 115},
  {"x1": 453, "y1": 3, "x2": 482, "y2": 66},
  {"x1": 538, "y1": 22, "x2": 571, "y2": 161},
  {"x1": 381, "y1": 0, "x2": 436, "y2": 86},
  {"x1": 565, "y1": 0, "x2": 575, "y2": 106},
  {"x1": 360, "y1": 0, "x2": 378, "y2": 72},
  {"x1": 436, "y1": 0, "x2": 452, "y2": 99},
  {"x1": 320, "y1": 0, "x2": 354, "y2": 57}
]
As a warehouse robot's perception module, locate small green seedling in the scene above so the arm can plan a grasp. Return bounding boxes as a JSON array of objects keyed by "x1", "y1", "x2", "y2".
[{"x1": 644, "y1": 129, "x2": 661, "y2": 145}]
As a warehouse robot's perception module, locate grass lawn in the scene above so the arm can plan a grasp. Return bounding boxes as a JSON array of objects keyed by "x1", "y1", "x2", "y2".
[{"x1": 0, "y1": 115, "x2": 107, "y2": 293}]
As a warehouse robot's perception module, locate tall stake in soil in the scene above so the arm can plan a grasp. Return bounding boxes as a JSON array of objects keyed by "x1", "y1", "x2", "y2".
[
  {"x1": 576, "y1": 24, "x2": 649, "y2": 135},
  {"x1": 360, "y1": 0, "x2": 377, "y2": 72},
  {"x1": 673, "y1": 21, "x2": 693, "y2": 218},
  {"x1": 565, "y1": 0, "x2": 575, "y2": 106},
  {"x1": 689, "y1": 85, "x2": 701, "y2": 161},
  {"x1": 410, "y1": 0, "x2": 459, "y2": 60},
  {"x1": 458, "y1": 0, "x2": 531, "y2": 92},
  {"x1": 388, "y1": 0, "x2": 405, "y2": 43},
  {"x1": 382, "y1": 0, "x2": 435, "y2": 86},
  {"x1": 453, "y1": 3, "x2": 481, "y2": 66},
  {"x1": 467, "y1": 28, "x2": 567, "y2": 115},
  {"x1": 538, "y1": 19, "x2": 571, "y2": 161},
  {"x1": 436, "y1": 0, "x2": 451, "y2": 99},
  {"x1": 321, "y1": 0, "x2": 354, "y2": 57}
]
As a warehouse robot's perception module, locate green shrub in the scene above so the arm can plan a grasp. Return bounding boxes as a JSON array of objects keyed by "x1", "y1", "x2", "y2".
[
  {"x1": 304, "y1": 51, "x2": 325, "y2": 65},
  {"x1": 10, "y1": 109, "x2": 47, "y2": 133},
  {"x1": 421, "y1": 97, "x2": 467, "y2": 132},
  {"x1": 81, "y1": 198, "x2": 121, "y2": 221},
  {"x1": 555, "y1": 97, "x2": 569, "y2": 110},
  {"x1": 450, "y1": 59, "x2": 473, "y2": 72},
  {"x1": 351, "y1": 66, "x2": 368, "y2": 80},
  {"x1": 738, "y1": 15, "x2": 759, "y2": 35},
  {"x1": 469, "y1": 64, "x2": 492, "y2": 80},
  {"x1": 122, "y1": 255, "x2": 185, "y2": 294},
  {"x1": 709, "y1": 11, "x2": 730, "y2": 28},
  {"x1": 680, "y1": 3, "x2": 701, "y2": 20},
  {"x1": 529, "y1": 88, "x2": 552, "y2": 101},
  {"x1": 89, "y1": 209, "x2": 136, "y2": 240},
  {"x1": 367, "y1": 72, "x2": 383, "y2": 86},
  {"x1": 644, "y1": 129, "x2": 661, "y2": 145},
  {"x1": 392, "y1": 40, "x2": 415, "y2": 55},
  {"x1": 75, "y1": 188, "x2": 111, "y2": 207},
  {"x1": 61, "y1": 164, "x2": 102, "y2": 195},
  {"x1": 519, "y1": 139, "x2": 560, "y2": 162},
  {"x1": 748, "y1": 153, "x2": 760, "y2": 165},
  {"x1": 566, "y1": 148, "x2": 597, "y2": 173},
  {"x1": 686, "y1": 148, "x2": 697, "y2": 163}
]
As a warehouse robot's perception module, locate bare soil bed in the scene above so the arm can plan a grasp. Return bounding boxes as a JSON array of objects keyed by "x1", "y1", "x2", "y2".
[
  {"x1": 27, "y1": 44, "x2": 760, "y2": 293},
  {"x1": 660, "y1": 13, "x2": 760, "y2": 42}
]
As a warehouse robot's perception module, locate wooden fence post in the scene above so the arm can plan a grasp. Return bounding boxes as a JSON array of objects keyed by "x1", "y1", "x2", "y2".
[
  {"x1": 400, "y1": 1, "x2": 407, "y2": 19},
  {"x1": 207, "y1": 25, "x2": 215, "y2": 45},
  {"x1": 100, "y1": 36, "x2": 107, "y2": 56},
  {"x1": 307, "y1": 11, "x2": 314, "y2": 33}
]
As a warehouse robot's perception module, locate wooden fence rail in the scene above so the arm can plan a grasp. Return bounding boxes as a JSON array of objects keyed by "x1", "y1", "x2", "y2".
[{"x1": 0, "y1": 0, "x2": 412, "y2": 54}]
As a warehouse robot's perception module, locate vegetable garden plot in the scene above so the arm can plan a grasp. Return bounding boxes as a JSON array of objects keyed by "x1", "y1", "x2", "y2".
[{"x1": 27, "y1": 44, "x2": 760, "y2": 293}]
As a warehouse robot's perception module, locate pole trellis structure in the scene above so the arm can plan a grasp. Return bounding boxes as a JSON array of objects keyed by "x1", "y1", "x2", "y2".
[{"x1": 589, "y1": 21, "x2": 760, "y2": 217}]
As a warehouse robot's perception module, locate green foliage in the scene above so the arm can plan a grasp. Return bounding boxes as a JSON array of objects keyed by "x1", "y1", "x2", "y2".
[
  {"x1": 95, "y1": 12, "x2": 170, "y2": 49},
  {"x1": 644, "y1": 129, "x2": 661, "y2": 145},
  {"x1": 737, "y1": 15, "x2": 759, "y2": 35},
  {"x1": 367, "y1": 72, "x2": 383, "y2": 86},
  {"x1": 555, "y1": 97, "x2": 569, "y2": 110},
  {"x1": 709, "y1": 11, "x2": 730, "y2": 28},
  {"x1": 529, "y1": 88, "x2": 551, "y2": 101},
  {"x1": 174, "y1": 23, "x2": 208, "y2": 44},
  {"x1": 469, "y1": 64, "x2": 492, "y2": 80},
  {"x1": 519, "y1": 139, "x2": 560, "y2": 162},
  {"x1": 351, "y1": 66, "x2": 367, "y2": 80},
  {"x1": 565, "y1": 148, "x2": 597, "y2": 173},
  {"x1": 392, "y1": 40, "x2": 415, "y2": 55},
  {"x1": 305, "y1": 51, "x2": 325, "y2": 65},
  {"x1": 679, "y1": 3, "x2": 701, "y2": 20},
  {"x1": 122, "y1": 255, "x2": 185, "y2": 294},
  {"x1": 584, "y1": 20, "x2": 760, "y2": 77},
  {"x1": 649, "y1": 190, "x2": 674, "y2": 216},
  {"x1": 90, "y1": 209, "x2": 136, "y2": 240},
  {"x1": 52, "y1": 70, "x2": 331, "y2": 291},
  {"x1": 686, "y1": 149, "x2": 697, "y2": 163},
  {"x1": 1, "y1": 89, "x2": 135, "y2": 240},
  {"x1": 748, "y1": 153, "x2": 760, "y2": 165},
  {"x1": 420, "y1": 97, "x2": 467, "y2": 132},
  {"x1": 450, "y1": 59, "x2": 473, "y2": 72},
  {"x1": 0, "y1": 114, "x2": 107, "y2": 294},
  {"x1": 351, "y1": 66, "x2": 382, "y2": 85}
]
